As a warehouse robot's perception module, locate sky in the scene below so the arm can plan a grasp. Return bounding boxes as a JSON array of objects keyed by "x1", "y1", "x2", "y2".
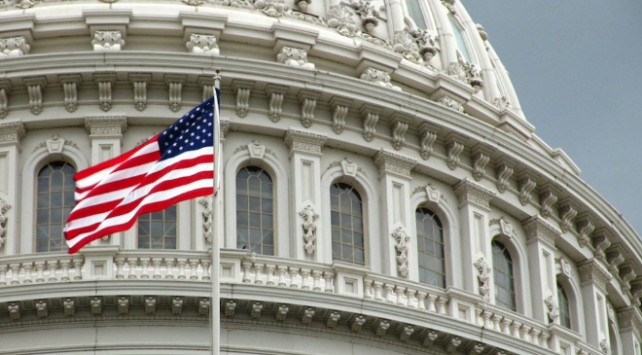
[{"x1": 462, "y1": 0, "x2": 642, "y2": 235}]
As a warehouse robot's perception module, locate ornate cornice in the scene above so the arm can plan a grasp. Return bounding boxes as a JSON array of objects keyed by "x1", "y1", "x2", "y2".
[
  {"x1": 373, "y1": 149, "x2": 417, "y2": 179},
  {"x1": 616, "y1": 307, "x2": 642, "y2": 337},
  {"x1": 0, "y1": 121, "x2": 25, "y2": 146},
  {"x1": 453, "y1": 179, "x2": 495, "y2": 210}
]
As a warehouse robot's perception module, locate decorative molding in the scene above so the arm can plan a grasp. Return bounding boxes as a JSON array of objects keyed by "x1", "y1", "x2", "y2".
[
  {"x1": 445, "y1": 336, "x2": 461, "y2": 353},
  {"x1": 275, "y1": 304, "x2": 289, "y2": 321},
  {"x1": 490, "y1": 216, "x2": 516, "y2": 239},
  {"x1": 617, "y1": 307, "x2": 642, "y2": 337},
  {"x1": 393, "y1": 30, "x2": 421, "y2": 64},
  {"x1": 165, "y1": 75, "x2": 186, "y2": 112},
  {"x1": 59, "y1": 75, "x2": 82, "y2": 113},
  {"x1": 284, "y1": 129, "x2": 327, "y2": 156},
  {"x1": 326, "y1": 158, "x2": 365, "y2": 178},
  {"x1": 447, "y1": 52, "x2": 483, "y2": 91},
  {"x1": 391, "y1": 227, "x2": 410, "y2": 278},
  {"x1": 436, "y1": 96, "x2": 464, "y2": 113},
  {"x1": 85, "y1": 116, "x2": 127, "y2": 137},
  {"x1": 199, "y1": 195, "x2": 214, "y2": 244},
  {"x1": 23, "y1": 77, "x2": 46, "y2": 115},
  {"x1": 277, "y1": 46, "x2": 314, "y2": 69},
  {"x1": 144, "y1": 296, "x2": 156, "y2": 314},
  {"x1": 350, "y1": 314, "x2": 366, "y2": 332},
  {"x1": 0, "y1": 87, "x2": 8, "y2": 119},
  {"x1": 471, "y1": 145, "x2": 491, "y2": 181},
  {"x1": 90, "y1": 297, "x2": 102, "y2": 315},
  {"x1": 360, "y1": 67, "x2": 401, "y2": 91},
  {"x1": 118, "y1": 297, "x2": 129, "y2": 314},
  {"x1": 301, "y1": 307, "x2": 315, "y2": 324},
  {"x1": 390, "y1": 120, "x2": 408, "y2": 151},
  {"x1": 247, "y1": 140, "x2": 267, "y2": 160},
  {"x1": 424, "y1": 184, "x2": 442, "y2": 203},
  {"x1": 619, "y1": 263, "x2": 636, "y2": 293},
  {"x1": 445, "y1": 135, "x2": 465, "y2": 170},
  {"x1": 326, "y1": 5, "x2": 358, "y2": 37},
  {"x1": 172, "y1": 297, "x2": 184, "y2": 315},
  {"x1": 517, "y1": 171, "x2": 537, "y2": 206},
  {"x1": 298, "y1": 90, "x2": 320, "y2": 128},
  {"x1": 544, "y1": 295, "x2": 559, "y2": 324},
  {"x1": 0, "y1": 36, "x2": 30, "y2": 58},
  {"x1": 349, "y1": 0, "x2": 379, "y2": 33},
  {"x1": 557, "y1": 199, "x2": 577, "y2": 233},
  {"x1": 539, "y1": 187, "x2": 558, "y2": 219},
  {"x1": 373, "y1": 149, "x2": 417, "y2": 178},
  {"x1": 130, "y1": 73, "x2": 151, "y2": 111},
  {"x1": 422, "y1": 330, "x2": 439, "y2": 346},
  {"x1": 299, "y1": 205, "x2": 319, "y2": 255},
  {"x1": 186, "y1": 34, "x2": 220, "y2": 55},
  {"x1": 474, "y1": 257, "x2": 491, "y2": 301},
  {"x1": 494, "y1": 96, "x2": 511, "y2": 111},
  {"x1": 494, "y1": 161, "x2": 513, "y2": 193},
  {"x1": 605, "y1": 245, "x2": 625, "y2": 275},
  {"x1": 63, "y1": 298, "x2": 75, "y2": 316},
  {"x1": 360, "y1": 106, "x2": 380, "y2": 142},
  {"x1": 592, "y1": 228, "x2": 612, "y2": 262},
  {"x1": 418, "y1": 123, "x2": 439, "y2": 160},
  {"x1": 266, "y1": 85, "x2": 288, "y2": 122},
  {"x1": 0, "y1": 199, "x2": 10, "y2": 249},
  {"x1": 36, "y1": 300, "x2": 48, "y2": 318},
  {"x1": 375, "y1": 319, "x2": 390, "y2": 337},
  {"x1": 94, "y1": 73, "x2": 115, "y2": 112},
  {"x1": 399, "y1": 325, "x2": 414, "y2": 342},
  {"x1": 330, "y1": 98, "x2": 350, "y2": 134},
  {"x1": 8, "y1": 303, "x2": 19, "y2": 320},
  {"x1": 233, "y1": 80, "x2": 254, "y2": 118},
  {"x1": 254, "y1": 0, "x2": 288, "y2": 17},
  {"x1": 468, "y1": 343, "x2": 484, "y2": 355},
  {"x1": 574, "y1": 213, "x2": 595, "y2": 248},
  {"x1": 453, "y1": 179, "x2": 495, "y2": 210},
  {"x1": 523, "y1": 216, "x2": 559, "y2": 247},
  {"x1": 326, "y1": 311, "x2": 341, "y2": 328},
  {"x1": 558, "y1": 258, "x2": 572, "y2": 279},
  {"x1": 92, "y1": 31, "x2": 125, "y2": 52}
]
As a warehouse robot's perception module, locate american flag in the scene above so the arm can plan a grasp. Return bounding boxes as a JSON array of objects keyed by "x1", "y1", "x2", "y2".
[{"x1": 64, "y1": 94, "x2": 218, "y2": 254}]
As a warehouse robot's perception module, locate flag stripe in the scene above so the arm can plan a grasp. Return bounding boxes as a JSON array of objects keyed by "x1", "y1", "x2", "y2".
[{"x1": 64, "y1": 95, "x2": 217, "y2": 254}]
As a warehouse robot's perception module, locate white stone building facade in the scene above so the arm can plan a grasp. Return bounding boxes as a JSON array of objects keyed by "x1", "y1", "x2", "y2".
[{"x1": 0, "y1": 0, "x2": 640, "y2": 354}]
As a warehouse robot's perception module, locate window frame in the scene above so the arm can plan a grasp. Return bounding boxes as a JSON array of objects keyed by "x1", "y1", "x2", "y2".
[
  {"x1": 330, "y1": 182, "x2": 366, "y2": 265},
  {"x1": 492, "y1": 239, "x2": 517, "y2": 311},
  {"x1": 136, "y1": 205, "x2": 178, "y2": 250},
  {"x1": 235, "y1": 165, "x2": 275, "y2": 256},
  {"x1": 415, "y1": 207, "x2": 446, "y2": 288}
]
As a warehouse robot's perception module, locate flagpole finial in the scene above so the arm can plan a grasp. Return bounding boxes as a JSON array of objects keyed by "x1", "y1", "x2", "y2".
[{"x1": 214, "y1": 68, "x2": 221, "y2": 89}]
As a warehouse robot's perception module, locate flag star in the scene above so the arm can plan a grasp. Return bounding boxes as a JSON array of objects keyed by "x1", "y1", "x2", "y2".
[
  {"x1": 173, "y1": 142, "x2": 177, "y2": 147},
  {"x1": 169, "y1": 134, "x2": 173, "y2": 139},
  {"x1": 168, "y1": 149, "x2": 172, "y2": 154},
  {"x1": 202, "y1": 139, "x2": 206, "y2": 144},
  {"x1": 179, "y1": 147, "x2": 183, "y2": 150},
  {"x1": 190, "y1": 142, "x2": 194, "y2": 146}
]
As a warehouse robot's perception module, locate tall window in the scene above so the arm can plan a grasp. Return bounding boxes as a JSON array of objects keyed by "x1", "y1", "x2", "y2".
[
  {"x1": 416, "y1": 208, "x2": 445, "y2": 287},
  {"x1": 137, "y1": 206, "x2": 177, "y2": 249},
  {"x1": 448, "y1": 14, "x2": 471, "y2": 62},
  {"x1": 492, "y1": 240, "x2": 516, "y2": 311},
  {"x1": 36, "y1": 161, "x2": 76, "y2": 252},
  {"x1": 330, "y1": 183, "x2": 364, "y2": 265},
  {"x1": 405, "y1": 0, "x2": 428, "y2": 28},
  {"x1": 236, "y1": 166, "x2": 274, "y2": 255},
  {"x1": 557, "y1": 283, "x2": 571, "y2": 328}
]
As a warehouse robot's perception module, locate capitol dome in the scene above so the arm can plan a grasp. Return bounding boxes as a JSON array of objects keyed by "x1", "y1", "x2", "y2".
[{"x1": 0, "y1": 0, "x2": 640, "y2": 354}]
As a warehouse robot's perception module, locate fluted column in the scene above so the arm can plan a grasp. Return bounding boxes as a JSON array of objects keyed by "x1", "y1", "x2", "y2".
[
  {"x1": 453, "y1": 179, "x2": 495, "y2": 293},
  {"x1": 0, "y1": 121, "x2": 25, "y2": 256},
  {"x1": 373, "y1": 150, "x2": 416, "y2": 277},
  {"x1": 84, "y1": 116, "x2": 127, "y2": 248},
  {"x1": 284, "y1": 129, "x2": 327, "y2": 262},
  {"x1": 523, "y1": 216, "x2": 560, "y2": 324},
  {"x1": 578, "y1": 260, "x2": 612, "y2": 349}
]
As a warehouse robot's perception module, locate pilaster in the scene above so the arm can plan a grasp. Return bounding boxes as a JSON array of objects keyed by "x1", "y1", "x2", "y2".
[
  {"x1": 284, "y1": 129, "x2": 327, "y2": 261},
  {"x1": 0, "y1": 121, "x2": 25, "y2": 256},
  {"x1": 617, "y1": 307, "x2": 642, "y2": 355},
  {"x1": 577, "y1": 260, "x2": 612, "y2": 349},
  {"x1": 373, "y1": 149, "x2": 416, "y2": 277},
  {"x1": 84, "y1": 116, "x2": 127, "y2": 248},
  {"x1": 523, "y1": 216, "x2": 560, "y2": 324},
  {"x1": 453, "y1": 179, "x2": 494, "y2": 293}
]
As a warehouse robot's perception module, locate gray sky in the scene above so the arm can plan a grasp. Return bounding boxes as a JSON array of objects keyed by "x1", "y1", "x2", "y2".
[{"x1": 463, "y1": 0, "x2": 642, "y2": 235}]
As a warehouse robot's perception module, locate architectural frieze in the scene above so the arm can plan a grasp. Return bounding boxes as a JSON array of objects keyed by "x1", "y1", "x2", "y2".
[
  {"x1": 284, "y1": 129, "x2": 327, "y2": 156},
  {"x1": 0, "y1": 121, "x2": 25, "y2": 146},
  {"x1": 523, "y1": 216, "x2": 559, "y2": 247},
  {"x1": 578, "y1": 260, "x2": 612, "y2": 291},
  {"x1": 85, "y1": 116, "x2": 127, "y2": 137},
  {"x1": 453, "y1": 179, "x2": 495, "y2": 210},
  {"x1": 373, "y1": 149, "x2": 417, "y2": 178}
]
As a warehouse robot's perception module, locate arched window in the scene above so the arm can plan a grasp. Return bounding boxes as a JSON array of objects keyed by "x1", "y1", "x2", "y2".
[
  {"x1": 416, "y1": 208, "x2": 445, "y2": 287},
  {"x1": 330, "y1": 183, "x2": 364, "y2": 265},
  {"x1": 405, "y1": 0, "x2": 428, "y2": 28},
  {"x1": 36, "y1": 161, "x2": 76, "y2": 252},
  {"x1": 448, "y1": 14, "x2": 471, "y2": 62},
  {"x1": 557, "y1": 282, "x2": 571, "y2": 328},
  {"x1": 236, "y1": 166, "x2": 274, "y2": 255},
  {"x1": 137, "y1": 206, "x2": 177, "y2": 249},
  {"x1": 492, "y1": 240, "x2": 516, "y2": 311}
]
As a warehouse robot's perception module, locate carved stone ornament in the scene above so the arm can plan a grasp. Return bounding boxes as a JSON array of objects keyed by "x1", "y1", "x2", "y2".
[
  {"x1": 523, "y1": 216, "x2": 559, "y2": 247},
  {"x1": 360, "y1": 68, "x2": 401, "y2": 91},
  {"x1": 375, "y1": 319, "x2": 390, "y2": 337},
  {"x1": 326, "y1": 5, "x2": 358, "y2": 37},
  {"x1": 391, "y1": 227, "x2": 410, "y2": 278},
  {"x1": 362, "y1": 110, "x2": 379, "y2": 142},
  {"x1": 199, "y1": 195, "x2": 214, "y2": 243},
  {"x1": 24, "y1": 77, "x2": 45, "y2": 115},
  {"x1": 410, "y1": 28, "x2": 440, "y2": 63},
  {"x1": 45, "y1": 134, "x2": 66, "y2": 154},
  {"x1": 469, "y1": 343, "x2": 484, "y2": 354},
  {"x1": 330, "y1": 98, "x2": 350, "y2": 134},
  {"x1": 558, "y1": 202, "x2": 577, "y2": 233},
  {"x1": 471, "y1": 150, "x2": 490, "y2": 181},
  {"x1": 186, "y1": 34, "x2": 220, "y2": 56},
  {"x1": 599, "y1": 339, "x2": 610, "y2": 354},
  {"x1": 474, "y1": 257, "x2": 491, "y2": 301},
  {"x1": 254, "y1": 0, "x2": 288, "y2": 17},
  {"x1": 447, "y1": 52, "x2": 483, "y2": 91},
  {"x1": 446, "y1": 336, "x2": 461, "y2": 353},
  {"x1": 299, "y1": 205, "x2": 319, "y2": 255},
  {"x1": 277, "y1": 46, "x2": 315, "y2": 69},
  {"x1": 374, "y1": 149, "x2": 417, "y2": 178},
  {"x1": 578, "y1": 261, "x2": 612, "y2": 291},
  {"x1": 592, "y1": 229, "x2": 611, "y2": 261},
  {"x1": 539, "y1": 189, "x2": 558, "y2": 219},
  {"x1": 284, "y1": 129, "x2": 326, "y2": 155},
  {"x1": 0, "y1": 199, "x2": 11, "y2": 249},
  {"x1": 494, "y1": 163, "x2": 514, "y2": 193},
  {"x1": 85, "y1": 116, "x2": 127, "y2": 137},
  {"x1": 418, "y1": 125, "x2": 438, "y2": 160},
  {"x1": 436, "y1": 96, "x2": 464, "y2": 113},
  {"x1": 92, "y1": 31, "x2": 125, "y2": 52},
  {"x1": 326, "y1": 311, "x2": 341, "y2": 328},
  {"x1": 453, "y1": 179, "x2": 495, "y2": 210},
  {"x1": 301, "y1": 307, "x2": 315, "y2": 323},
  {"x1": 518, "y1": 174, "x2": 537, "y2": 206},
  {"x1": 423, "y1": 330, "x2": 438, "y2": 346},
  {"x1": 490, "y1": 217, "x2": 516, "y2": 238},
  {"x1": 559, "y1": 258, "x2": 572, "y2": 279},
  {"x1": 425, "y1": 184, "x2": 441, "y2": 203},
  {"x1": 59, "y1": 75, "x2": 81, "y2": 113},
  {"x1": 349, "y1": 0, "x2": 379, "y2": 33},
  {"x1": 446, "y1": 140, "x2": 464, "y2": 170},
  {"x1": 399, "y1": 325, "x2": 414, "y2": 342},
  {"x1": 266, "y1": 85, "x2": 288, "y2": 122},
  {"x1": 340, "y1": 158, "x2": 358, "y2": 177},
  {"x1": 130, "y1": 74, "x2": 150, "y2": 111},
  {"x1": 494, "y1": 96, "x2": 511, "y2": 111},
  {"x1": 298, "y1": 91, "x2": 320, "y2": 128},
  {"x1": 575, "y1": 216, "x2": 595, "y2": 248},
  {"x1": 390, "y1": 121, "x2": 408, "y2": 150},
  {"x1": 544, "y1": 295, "x2": 559, "y2": 323},
  {"x1": 393, "y1": 31, "x2": 421, "y2": 64},
  {"x1": 0, "y1": 36, "x2": 30, "y2": 58}
]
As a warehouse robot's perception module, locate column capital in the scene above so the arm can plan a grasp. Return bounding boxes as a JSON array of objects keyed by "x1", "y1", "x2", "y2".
[
  {"x1": 373, "y1": 149, "x2": 416, "y2": 179},
  {"x1": 283, "y1": 128, "x2": 327, "y2": 156},
  {"x1": 84, "y1": 116, "x2": 127, "y2": 138},
  {"x1": 523, "y1": 216, "x2": 560, "y2": 248},
  {"x1": 578, "y1": 260, "x2": 612, "y2": 292},
  {"x1": 453, "y1": 178, "x2": 495, "y2": 210},
  {"x1": 616, "y1": 307, "x2": 642, "y2": 337},
  {"x1": 0, "y1": 121, "x2": 26, "y2": 147}
]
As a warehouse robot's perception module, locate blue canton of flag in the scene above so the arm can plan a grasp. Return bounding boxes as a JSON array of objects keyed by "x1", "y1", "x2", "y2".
[{"x1": 159, "y1": 97, "x2": 214, "y2": 161}]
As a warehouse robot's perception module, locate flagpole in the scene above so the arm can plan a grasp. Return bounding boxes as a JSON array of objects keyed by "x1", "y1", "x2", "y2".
[{"x1": 212, "y1": 69, "x2": 222, "y2": 355}]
